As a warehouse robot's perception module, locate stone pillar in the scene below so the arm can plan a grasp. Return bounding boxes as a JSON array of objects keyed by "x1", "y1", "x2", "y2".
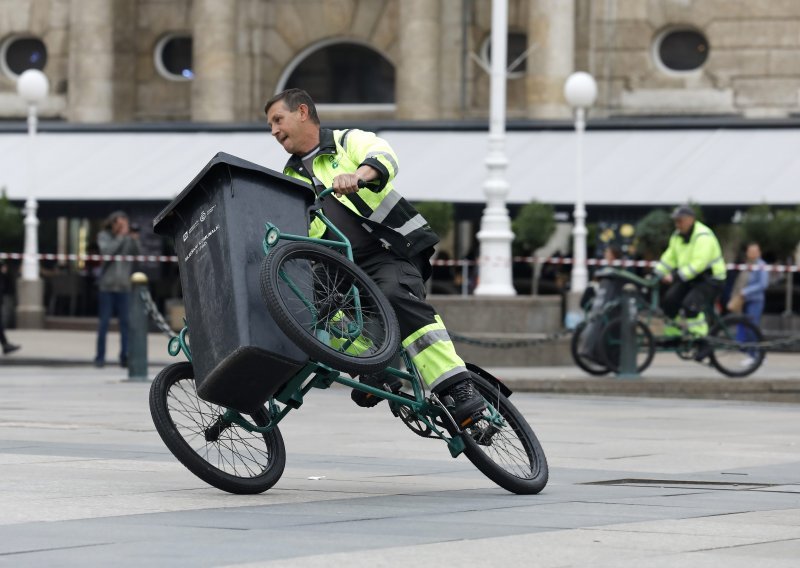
[
  {"x1": 68, "y1": 0, "x2": 114, "y2": 122},
  {"x1": 397, "y1": 0, "x2": 439, "y2": 120},
  {"x1": 526, "y1": 0, "x2": 575, "y2": 119},
  {"x1": 191, "y1": 0, "x2": 237, "y2": 122}
]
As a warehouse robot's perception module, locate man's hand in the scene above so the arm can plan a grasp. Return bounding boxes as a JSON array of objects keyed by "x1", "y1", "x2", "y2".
[
  {"x1": 661, "y1": 273, "x2": 673, "y2": 285},
  {"x1": 332, "y1": 173, "x2": 362, "y2": 195}
]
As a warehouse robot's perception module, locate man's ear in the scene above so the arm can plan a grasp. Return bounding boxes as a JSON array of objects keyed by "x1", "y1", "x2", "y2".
[{"x1": 297, "y1": 103, "x2": 308, "y2": 121}]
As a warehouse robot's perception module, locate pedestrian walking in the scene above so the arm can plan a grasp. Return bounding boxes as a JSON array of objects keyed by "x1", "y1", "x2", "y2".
[
  {"x1": 735, "y1": 242, "x2": 769, "y2": 367},
  {"x1": 0, "y1": 260, "x2": 20, "y2": 355}
]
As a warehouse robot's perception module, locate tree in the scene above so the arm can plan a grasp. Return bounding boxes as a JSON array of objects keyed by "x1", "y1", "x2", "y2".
[
  {"x1": 742, "y1": 204, "x2": 800, "y2": 261},
  {"x1": 512, "y1": 201, "x2": 556, "y2": 255},
  {"x1": 634, "y1": 209, "x2": 672, "y2": 260},
  {"x1": 414, "y1": 201, "x2": 453, "y2": 239},
  {"x1": 0, "y1": 188, "x2": 23, "y2": 252}
]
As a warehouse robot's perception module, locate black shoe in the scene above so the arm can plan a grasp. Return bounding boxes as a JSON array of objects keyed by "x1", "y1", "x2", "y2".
[
  {"x1": 439, "y1": 379, "x2": 486, "y2": 428},
  {"x1": 2, "y1": 343, "x2": 20, "y2": 355},
  {"x1": 93, "y1": 359, "x2": 105, "y2": 368},
  {"x1": 120, "y1": 357, "x2": 128, "y2": 368},
  {"x1": 694, "y1": 340, "x2": 713, "y2": 362},
  {"x1": 351, "y1": 373, "x2": 403, "y2": 407}
]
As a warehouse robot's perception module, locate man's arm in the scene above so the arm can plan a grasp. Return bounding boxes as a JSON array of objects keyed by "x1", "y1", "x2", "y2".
[{"x1": 653, "y1": 236, "x2": 677, "y2": 282}]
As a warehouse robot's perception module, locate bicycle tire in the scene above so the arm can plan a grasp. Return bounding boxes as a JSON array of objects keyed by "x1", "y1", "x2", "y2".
[
  {"x1": 260, "y1": 242, "x2": 400, "y2": 375},
  {"x1": 570, "y1": 321, "x2": 610, "y2": 376},
  {"x1": 457, "y1": 374, "x2": 549, "y2": 495},
  {"x1": 597, "y1": 316, "x2": 656, "y2": 374},
  {"x1": 709, "y1": 314, "x2": 765, "y2": 378},
  {"x1": 149, "y1": 362, "x2": 286, "y2": 494}
]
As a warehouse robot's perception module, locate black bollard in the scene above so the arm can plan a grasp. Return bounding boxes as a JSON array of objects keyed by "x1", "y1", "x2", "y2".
[
  {"x1": 127, "y1": 272, "x2": 149, "y2": 382},
  {"x1": 616, "y1": 284, "x2": 639, "y2": 379}
]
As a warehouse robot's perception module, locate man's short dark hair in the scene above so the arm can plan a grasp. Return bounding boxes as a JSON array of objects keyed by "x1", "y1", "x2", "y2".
[{"x1": 264, "y1": 88, "x2": 320, "y2": 125}]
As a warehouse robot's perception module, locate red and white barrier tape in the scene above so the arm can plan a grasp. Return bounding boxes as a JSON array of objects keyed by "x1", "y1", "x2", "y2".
[{"x1": 0, "y1": 251, "x2": 797, "y2": 273}]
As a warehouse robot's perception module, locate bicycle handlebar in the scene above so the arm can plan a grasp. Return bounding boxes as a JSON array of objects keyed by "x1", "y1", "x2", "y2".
[{"x1": 317, "y1": 180, "x2": 370, "y2": 201}]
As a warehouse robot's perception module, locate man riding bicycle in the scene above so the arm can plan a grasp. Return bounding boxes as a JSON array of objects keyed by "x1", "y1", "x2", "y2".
[
  {"x1": 264, "y1": 88, "x2": 485, "y2": 427},
  {"x1": 653, "y1": 205, "x2": 726, "y2": 360}
]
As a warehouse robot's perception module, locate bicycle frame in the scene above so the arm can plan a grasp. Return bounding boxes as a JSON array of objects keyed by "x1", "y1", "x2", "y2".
[
  {"x1": 590, "y1": 267, "x2": 736, "y2": 350},
  {"x1": 166, "y1": 188, "x2": 505, "y2": 458}
]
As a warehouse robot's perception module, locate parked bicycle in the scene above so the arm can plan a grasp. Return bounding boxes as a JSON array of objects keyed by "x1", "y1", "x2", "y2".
[
  {"x1": 150, "y1": 167, "x2": 548, "y2": 496},
  {"x1": 571, "y1": 267, "x2": 765, "y2": 377}
]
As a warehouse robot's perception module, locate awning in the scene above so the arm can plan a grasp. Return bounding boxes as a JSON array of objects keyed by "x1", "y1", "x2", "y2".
[{"x1": 1, "y1": 127, "x2": 797, "y2": 205}]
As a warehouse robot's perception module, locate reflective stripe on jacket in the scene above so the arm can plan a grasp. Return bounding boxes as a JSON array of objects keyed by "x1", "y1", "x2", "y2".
[
  {"x1": 282, "y1": 128, "x2": 439, "y2": 260},
  {"x1": 654, "y1": 220, "x2": 726, "y2": 281}
]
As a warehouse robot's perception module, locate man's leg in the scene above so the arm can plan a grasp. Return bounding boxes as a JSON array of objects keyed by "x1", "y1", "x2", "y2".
[
  {"x1": 95, "y1": 291, "x2": 112, "y2": 366},
  {"x1": 682, "y1": 279, "x2": 723, "y2": 360},
  {"x1": 661, "y1": 280, "x2": 690, "y2": 336},
  {"x1": 355, "y1": 251, "x2": 484, "y2": 425},
  {"x1": 117, "y1": 292, "x2": 130, "y2": 367}
]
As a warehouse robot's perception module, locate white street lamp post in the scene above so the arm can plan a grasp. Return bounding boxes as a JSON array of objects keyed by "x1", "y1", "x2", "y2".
[
  {"x1": 563, "y1": 71, "x2": 597, "y2": 325},
  {"x1": 474, "y1": 0, "x2": 516, "y2": 296},
  {"x1": 16, "y1": 69, "x2": 48, "y2": 328}
]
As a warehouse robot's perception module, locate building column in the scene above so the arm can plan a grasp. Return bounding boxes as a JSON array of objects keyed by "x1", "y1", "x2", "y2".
[
  {"x1": 397, "y1": 0, "x2": 439, "y2": 120},
  {"x1": 68, "y1": 0, "x2": 114, "y2": 122},
  {"x1": 191, "y1": 0, "x2": 237, "y2": 122},
  {"x1": 526, "y1": 0, "x2": 575, "y2": 119}
]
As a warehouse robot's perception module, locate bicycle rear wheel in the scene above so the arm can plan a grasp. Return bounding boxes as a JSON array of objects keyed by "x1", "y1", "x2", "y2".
[
  {"x1": 709, "y1": 314, "x2": 765, "y2": 377},
  {"x1": 457, "y1": 374, "x2": 548, "y2": 494},
  {"x1": 260, "y1": 241, "x2": 400, "y2": 375},
  {"x1": 149, "y1": 362, "x2": 286, "y2": 494}
]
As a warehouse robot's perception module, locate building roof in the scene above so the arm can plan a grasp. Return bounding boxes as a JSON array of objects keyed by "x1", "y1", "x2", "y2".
[{"x1": 0, "y1": 122, "x2": 798, "y2": 206}]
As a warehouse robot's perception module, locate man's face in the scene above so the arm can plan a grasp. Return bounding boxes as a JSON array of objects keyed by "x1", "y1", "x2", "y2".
[
  {"x1": 673, "y1": 215, "x2": 694, "y2": 234},
  {"x1": 267, "y1": 101, "x2": 310, "y2": 155}
]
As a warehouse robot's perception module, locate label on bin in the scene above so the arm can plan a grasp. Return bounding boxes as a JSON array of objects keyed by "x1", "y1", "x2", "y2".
[
  {"x1": 185, "y1": 223, "x2": 221, "y2": 263},
  {"x1": 182, "y1": 204, "x2": 218, "y2": 243}
]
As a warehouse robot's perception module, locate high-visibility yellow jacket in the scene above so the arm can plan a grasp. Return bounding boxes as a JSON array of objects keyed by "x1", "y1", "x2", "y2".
[
  {"x1": 282, "y1": 128, "x2": 439, "y2": 261},
  {"x1": 654, "y1": 220, "x2": 726, "y2": 282}
]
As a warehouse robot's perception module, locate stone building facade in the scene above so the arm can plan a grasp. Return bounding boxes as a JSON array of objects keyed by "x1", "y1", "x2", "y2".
[{"x1": 1, "y1": 0, "x2": 799, "y2": 123}]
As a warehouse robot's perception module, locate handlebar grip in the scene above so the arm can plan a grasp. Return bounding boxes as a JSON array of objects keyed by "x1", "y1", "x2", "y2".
[{"x1": 319, "y1": 179, "x2": 370, "y2": 200}]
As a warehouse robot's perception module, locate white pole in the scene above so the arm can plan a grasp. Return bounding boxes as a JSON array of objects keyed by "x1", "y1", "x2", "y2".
[
  {"x1": 22, "y1": 103, "x2": 40, "y2": 282},
  {"x1": 474, "y1": 0, "x2": 516, "y2": 296},
  {"x1": 570, "y1": 106, "x2": 587, "y2": 295},
  {"x1": 15, "y1": 69, "x2": 48, "y2": 328}
]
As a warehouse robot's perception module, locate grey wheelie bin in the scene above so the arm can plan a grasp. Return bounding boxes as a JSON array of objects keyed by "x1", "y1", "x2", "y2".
[{"x1": 153, "y1": 152, "x2": 315, "y2": 413}]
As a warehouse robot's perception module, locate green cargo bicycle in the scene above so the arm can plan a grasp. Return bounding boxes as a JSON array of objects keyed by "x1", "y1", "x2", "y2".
[{"x1": 150, "y1": 154, "x2": 548, "y2": 495}]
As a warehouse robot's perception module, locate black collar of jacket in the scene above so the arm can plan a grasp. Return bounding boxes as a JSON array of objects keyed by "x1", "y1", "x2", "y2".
[{"x1": 285, "y1": 128, "x2": 337, "y2": 174}]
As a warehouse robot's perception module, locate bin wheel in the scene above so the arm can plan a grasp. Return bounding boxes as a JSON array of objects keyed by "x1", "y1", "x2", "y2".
[
  {"x1": 597, "y1": 316, "x2": 656, "y2": 374},
  {"x1": 149, "y1": 362, "x2": 286, "y2": 494},
  {"x1": 260, "y1": 242, "x2": 400, "y2": 375},
  {"x1": 570, "y1": 321, "x2": 610, "y2": 376}
]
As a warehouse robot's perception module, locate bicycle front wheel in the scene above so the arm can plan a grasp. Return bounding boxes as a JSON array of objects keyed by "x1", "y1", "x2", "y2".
[
  {"x1": 260, "y1": 242, "x2": 400, "y2": 375},
  {"x1": 709, "y1": 314, "x2": 765, "y2": 377},
  {"x1": 149, "y1": 362, "x2": 286, "y2": 494},
  {"x1": 458, "y1": 374, "x2": 549, "y2": 494}
]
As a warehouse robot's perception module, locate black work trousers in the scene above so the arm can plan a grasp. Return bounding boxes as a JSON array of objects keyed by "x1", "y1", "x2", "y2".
[
  {"x1": 662, "y1": 276, "x2": 723, "y2": 319},
  {"x1": 355, "y1": 249, "x2": 436, "y2": 339}
]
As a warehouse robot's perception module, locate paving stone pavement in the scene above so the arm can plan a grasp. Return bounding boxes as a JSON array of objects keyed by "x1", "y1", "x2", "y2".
[{"x1": 0, "y1": 364, "x2": 798, "y2": 567}]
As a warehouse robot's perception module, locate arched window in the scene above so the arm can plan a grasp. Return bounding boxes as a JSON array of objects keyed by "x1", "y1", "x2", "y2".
[
  {"x1": 481, "y1": 31, "x2": 528, "y2": 79},
  {"x1": 654, "y1": 28, "x2": 709, "y2": 73},
  {"x1": 1, "y1": 35, "x2": 47, "y2": 79},
  {"x1": 154, "y1": 34, "x2": 193, "y2": 81},
  {"x1": 279, "y1": 41, "x2": 395, "y2": 105}
]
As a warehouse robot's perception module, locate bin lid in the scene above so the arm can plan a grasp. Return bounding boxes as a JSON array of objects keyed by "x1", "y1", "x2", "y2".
[{"x1": 153, "y1": 152, "x2": 315, "y2": 234}]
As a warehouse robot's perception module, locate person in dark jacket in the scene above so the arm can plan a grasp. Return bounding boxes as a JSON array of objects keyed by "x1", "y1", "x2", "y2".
[
  {"x1": 94, "y1": 211, "x2": 140, "y2": 368},
  {"x1": 0, "y1": 260, "x2": 20, "y2": 355}
]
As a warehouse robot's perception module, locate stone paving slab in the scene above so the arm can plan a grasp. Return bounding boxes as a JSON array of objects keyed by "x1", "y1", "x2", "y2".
[{"x1": 0, "y1": 366, "x2": 799, "y2": 566}]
